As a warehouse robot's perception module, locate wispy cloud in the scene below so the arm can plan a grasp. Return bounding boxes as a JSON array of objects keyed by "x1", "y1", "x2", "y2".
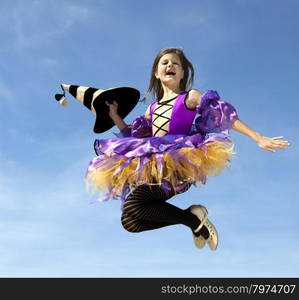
[
  {"x1": 41, "y1": 57, "x2": 59, "y2": 66},
  {"x1": 0, "y1": 78, "x2": 14, "y2": 100},
  {"x1": 7, "y1": 1, "x2": 90, "y2": 51}
]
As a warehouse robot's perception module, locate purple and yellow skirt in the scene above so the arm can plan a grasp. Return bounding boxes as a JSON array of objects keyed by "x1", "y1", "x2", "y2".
[{"x1": 85, "y1": 133, "x2": 235, "y2": 202}]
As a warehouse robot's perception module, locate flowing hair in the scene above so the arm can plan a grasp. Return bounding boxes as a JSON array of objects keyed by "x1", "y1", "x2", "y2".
[{"x1": 142, "y1": 47, "x2": 195, "y2": 102}]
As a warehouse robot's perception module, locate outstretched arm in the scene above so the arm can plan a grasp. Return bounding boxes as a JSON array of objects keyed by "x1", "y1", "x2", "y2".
[{"x1": 231, "y1": 119, "x2": 290, "y2": 153}]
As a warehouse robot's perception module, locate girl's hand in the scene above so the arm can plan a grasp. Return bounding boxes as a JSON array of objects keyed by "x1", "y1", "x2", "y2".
[
  {"x1": 105, "y1": 100, "x2": 118, "y2": 117},
  {"x1": 256, "y1": 135, "x2": 290, "y2": 153}
]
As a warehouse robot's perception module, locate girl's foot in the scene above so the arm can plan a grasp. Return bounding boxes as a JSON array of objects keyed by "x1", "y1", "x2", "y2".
[
  {"x1": 188, "y1": 205, "x2": 208, "y2": 248},
  {"x1": 189, "y1": 205, "x2": 219, "y2": 250}
]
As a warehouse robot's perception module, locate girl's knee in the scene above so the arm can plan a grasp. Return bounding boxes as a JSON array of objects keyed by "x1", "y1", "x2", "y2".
[{"x1": 121, "y1": 214, "x2": 142, "y2": 233}]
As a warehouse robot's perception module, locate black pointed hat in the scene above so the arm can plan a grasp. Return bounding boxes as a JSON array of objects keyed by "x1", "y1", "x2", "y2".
[{"x1": 55, "y1": 84, "x2": 140, "y2": 133}]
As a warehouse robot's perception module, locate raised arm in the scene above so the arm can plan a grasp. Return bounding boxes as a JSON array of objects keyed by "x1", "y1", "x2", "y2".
[
  {"x1": 144, "y1": 104, "x2": 151, "y2": 120},
  {"x1": 231, "y1": 119, "x2": 290, "y2": 153},
  {"x1": 106, "y1": 100, "x2": 152, "y2": 138},
  {"x1": 106, "y1": 100, "x2": 128, "y2": 131},
  {"x1": 106, "y1": 101, "x2": 151, "y2": 129}
]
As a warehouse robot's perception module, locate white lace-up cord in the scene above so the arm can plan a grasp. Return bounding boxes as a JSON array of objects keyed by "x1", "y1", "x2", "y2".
[{"x1": 193, "y1": 214, "x2": 208, "y2": 233}]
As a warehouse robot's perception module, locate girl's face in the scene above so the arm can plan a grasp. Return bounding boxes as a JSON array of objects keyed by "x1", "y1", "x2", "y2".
[{"x1": 155, "y1": 53, "x2": 184, "y2": 87}]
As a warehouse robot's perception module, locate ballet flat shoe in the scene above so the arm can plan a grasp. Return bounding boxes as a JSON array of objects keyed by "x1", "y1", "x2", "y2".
[
  {"x1": 203, "y1": 217, "x2": 219, "y2": 251},
  {"x1": 189, "y1": 205, "x2": 208, "y2": 249},
  {"x1": 190, "y1": 205, "x2": 219, "y2": 251}
]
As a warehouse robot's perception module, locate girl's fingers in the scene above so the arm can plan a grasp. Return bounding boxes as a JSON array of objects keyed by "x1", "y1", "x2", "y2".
[
  {"x1": 268, "y1": 147, "x2": 276, "y2": 153},
  {"x1": 272, "y1": 138, "x2": 288, "y2": 142},
  {"x1": 271, "y1": 138, "x2": 290, "y2": 145},
  {"x1": 271, "y1": 143, "x2": 289, "y2": 150},
  {"x1": 269, "y1": 143, "x2": 286, "y2": 149},
  {"x1": 259, "y1": 136, "x2": 290, "y2": 152},
  {"x1": 274, "y1": 141, "x2": 290, "y2": 147},
  {"x1": 264, "y1": 147, "x2": 275, "y2": 153},
  {"x1": 275, "y1": 145, "x2": 287, "y2": 149}
]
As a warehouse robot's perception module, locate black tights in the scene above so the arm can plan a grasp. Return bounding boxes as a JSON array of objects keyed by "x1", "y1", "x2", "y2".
[{"x1": 121, "y1": 184, "x2": 209, "y2": 238}]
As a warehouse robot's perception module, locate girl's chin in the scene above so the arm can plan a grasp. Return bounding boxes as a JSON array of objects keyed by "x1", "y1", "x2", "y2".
[{"x1": 161, "y1": 77, "x2": 179, "y2": 83}]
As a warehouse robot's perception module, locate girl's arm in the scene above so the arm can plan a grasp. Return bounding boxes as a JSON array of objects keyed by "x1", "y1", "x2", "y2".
[
  {"x1": 231, "y1": 119, "x2": 290, "y2": 153},
  {"x1": 106, "y1": 101, "x2": 151, "y2": 131},
  {"x1": 106, "y1": 101, "x2": 152, "y2": 138},
  {"x1": 187, "y1": 90, "x2": 290, "y2": 153},
  {"x1": 144, "y1": 104, "x2": 151, "y2": 119},
  {"x1": 106, "y1": 100, "x2": 128, "y2": 131},
  {"x1": 109, "y1": 111, "x2": 128, "y2": 131}
]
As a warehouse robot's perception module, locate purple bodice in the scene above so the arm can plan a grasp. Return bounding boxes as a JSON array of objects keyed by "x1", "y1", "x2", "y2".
[
  {"x1": 119, "y1": 90, "x2": 239, "y2": 139},
  {"x1": 150, "y1": 92, "x2": 197, "y2": 135}
]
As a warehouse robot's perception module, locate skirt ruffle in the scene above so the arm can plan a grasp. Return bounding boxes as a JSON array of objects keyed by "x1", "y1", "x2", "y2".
[{"x1": 85, "y1": 133, "x2": 235, "y2": 202}]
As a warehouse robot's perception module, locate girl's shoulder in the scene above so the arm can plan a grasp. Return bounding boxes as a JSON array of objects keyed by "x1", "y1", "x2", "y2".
[
  {"x1": 185, "y1": 89, "x2": 204, "y2": 110},
  {"x1": 144, "y1": 102, "x2": 154, "y2": 119}
]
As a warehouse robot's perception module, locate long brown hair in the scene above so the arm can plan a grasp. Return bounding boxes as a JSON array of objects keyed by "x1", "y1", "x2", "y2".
[{"x1": 142, "y1": 47, "x2": 195, "y2": 102}]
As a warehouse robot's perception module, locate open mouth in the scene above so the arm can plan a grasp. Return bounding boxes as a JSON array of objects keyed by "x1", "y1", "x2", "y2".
[{"x1": 166, "y1": 71, "x2": 176, "y2": 75}]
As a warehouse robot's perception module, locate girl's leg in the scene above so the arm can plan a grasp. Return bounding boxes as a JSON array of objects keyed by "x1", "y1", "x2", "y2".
[{"x1": 121, "y1": 184, "x2": 209, "y2": 238}]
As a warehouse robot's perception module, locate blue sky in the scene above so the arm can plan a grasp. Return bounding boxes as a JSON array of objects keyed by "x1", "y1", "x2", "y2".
[{"x1": 0, "y1": 0, "x2": 298, "y2": 277}]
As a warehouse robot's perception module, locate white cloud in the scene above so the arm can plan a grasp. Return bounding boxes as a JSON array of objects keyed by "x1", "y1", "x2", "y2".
[
  {"x1": 9, "y1": 1, "x2": 91, "y2": 50},
  {"x1": 64, "y1": 4, "x2": 90, "y2": 29},
  {"x1": 0, "y1": 79, "x2": 14, "y2": 100},
  {"x1": 41, "y1": 57, "x2": 58, "y2": 66}
]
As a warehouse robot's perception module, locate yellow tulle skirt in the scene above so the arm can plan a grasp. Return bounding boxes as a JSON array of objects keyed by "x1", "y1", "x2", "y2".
[{"x1": 86, "y1": 137, "x2": 235, "y2": 201}]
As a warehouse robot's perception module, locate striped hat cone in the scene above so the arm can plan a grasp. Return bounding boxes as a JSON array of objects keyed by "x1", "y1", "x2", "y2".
[{"x1": 55, "y1": 84, "x2": 140, "y2": 133}]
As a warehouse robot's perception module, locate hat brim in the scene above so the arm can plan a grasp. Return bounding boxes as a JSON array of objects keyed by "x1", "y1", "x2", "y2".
[{"x1": 92, "y1": 87, "x2": 140, "y2": 133}]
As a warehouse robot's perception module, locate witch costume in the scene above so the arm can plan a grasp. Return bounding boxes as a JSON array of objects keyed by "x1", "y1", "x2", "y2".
[{"x1": 85, "y1": 89, "x2": 239, "y2": 208}]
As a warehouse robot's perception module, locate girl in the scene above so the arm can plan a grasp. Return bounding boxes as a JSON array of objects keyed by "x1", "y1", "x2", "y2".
[{"x1": 86, "y1": 48, "x2": 289, "y2": 250}]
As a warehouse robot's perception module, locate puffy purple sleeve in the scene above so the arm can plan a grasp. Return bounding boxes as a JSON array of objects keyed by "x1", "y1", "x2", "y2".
[
  {"x1": 194, "y1": 90, "x2": 238, "y2": 135},
  {"x1": 118, "y1": 115, "x2": 152, "y2": 138}
]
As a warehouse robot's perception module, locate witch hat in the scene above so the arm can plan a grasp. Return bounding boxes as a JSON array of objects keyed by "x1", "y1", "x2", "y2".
[{"x1": 55, "y1": 84, "x2": 140, "y2": 133}]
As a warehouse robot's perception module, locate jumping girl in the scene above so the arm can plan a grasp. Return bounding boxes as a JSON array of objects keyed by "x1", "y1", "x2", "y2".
[{"x1": 86, "y1": 47, "x2": 289, "y2": 250}]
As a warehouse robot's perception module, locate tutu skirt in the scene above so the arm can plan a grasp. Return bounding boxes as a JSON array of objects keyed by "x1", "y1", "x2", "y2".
[{"x1": 85, "y1": 132, "x2": 235, "y2": 202}]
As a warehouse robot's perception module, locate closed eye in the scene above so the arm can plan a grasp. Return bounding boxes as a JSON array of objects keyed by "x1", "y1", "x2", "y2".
[{"x1": 161, "y1": 60, "x2": 180, "y2": 65}]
